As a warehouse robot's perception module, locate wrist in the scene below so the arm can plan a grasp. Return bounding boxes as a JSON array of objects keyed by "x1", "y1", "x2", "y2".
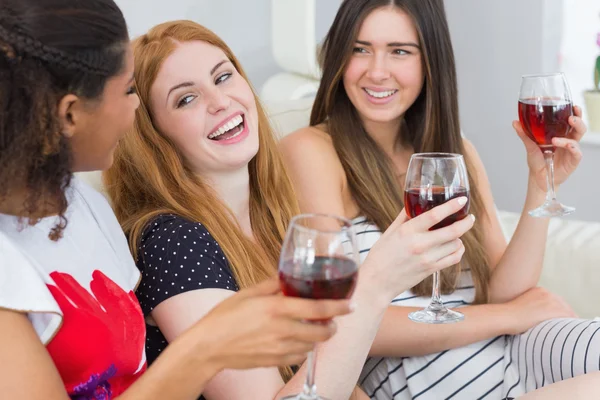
[
  {"x1": 526, "y1": 174, "x2": 548, "y2": 196},
  {"x1": 173, "y1": 322, "x2": 225, "y2": 377},
  {"x1": 494, "y1": 301, "x2": 519, "y2": 335},
  {"x1": 353, "y1": 265, "x2": 393, "y2": 311},
  {"x1": 524, "y1": 175, "x2": 549, "y2": 211}
]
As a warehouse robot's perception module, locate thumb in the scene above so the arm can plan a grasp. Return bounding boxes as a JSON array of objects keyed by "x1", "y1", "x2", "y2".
[{"x1": 239, "y1": 278, "x2": 281, "y2": 299}]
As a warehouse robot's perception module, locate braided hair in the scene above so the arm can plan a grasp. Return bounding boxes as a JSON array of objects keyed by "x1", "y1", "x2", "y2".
[{"x1": 0, "y1": 0, "x2": 128, "y2": 240}]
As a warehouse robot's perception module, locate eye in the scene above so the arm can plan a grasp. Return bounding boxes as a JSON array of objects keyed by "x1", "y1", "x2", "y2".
[
  {"x1": 393, "y1": 49, "x2": 410, "y2": 56},
  {"x1": 352, "y1": 47, "x2": 368, "y2": 54},
  {"x1": 176, "y1": 94, "x2": 196, "y2": 108},
  {"x1": 215, "y1": 72, "x2": 232, "y2": 84},
  {"x1": 126, "y1": 86, "x2": 136, "y2": 95}
]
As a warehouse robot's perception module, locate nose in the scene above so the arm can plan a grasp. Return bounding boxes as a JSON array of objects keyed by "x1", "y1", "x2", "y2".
[
  {"x1": 206, "y1": 87, "x2": 231, "y2": 115},
  {"x1": 366, "y1": 54, "x2": 390, "y2": 82}
]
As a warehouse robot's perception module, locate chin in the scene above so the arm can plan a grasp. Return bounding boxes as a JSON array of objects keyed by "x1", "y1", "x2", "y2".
[{"x1": 362, "y1": 110, "x2": 404, "y2": 124}]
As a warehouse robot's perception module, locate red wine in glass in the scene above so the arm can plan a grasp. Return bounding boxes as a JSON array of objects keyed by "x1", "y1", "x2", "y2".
[
  {"x1": 279, "y1": 257, "x2": 358, "y2": 300},
  {"x1": 404, "y1": 186, "x2": 470, "y2": 230},
  {"x1": 518, "y1": 98, "x2": 573, "y2": 150}
]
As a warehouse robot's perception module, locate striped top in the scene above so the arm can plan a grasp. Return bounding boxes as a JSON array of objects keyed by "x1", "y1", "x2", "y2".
[{"x1": 354, "y1": 216, "x2": 515, "y2": 399}]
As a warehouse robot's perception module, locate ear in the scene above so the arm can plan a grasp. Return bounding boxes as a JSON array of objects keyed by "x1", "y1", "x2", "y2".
[{"x1": 57, "y1": 94, "x2": 83, "y2": 139}]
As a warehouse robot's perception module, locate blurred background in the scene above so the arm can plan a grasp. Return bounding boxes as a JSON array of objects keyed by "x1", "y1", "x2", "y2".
[{"x1": 115, "y1": 0, "x2": 600, "y2": 222}]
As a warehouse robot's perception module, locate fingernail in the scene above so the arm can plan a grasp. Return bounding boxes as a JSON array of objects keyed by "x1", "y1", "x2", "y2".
[
  {"x1": 349, "y1": 301, "x2": 357, "y2": 312},
  {"x1": 470, "y1": 214, "x2": 476, "y2": 222},
  {"x1": 572, "y1": 117, "x2": 577, "y2": 123},
  {"x1": 457, "y1": 197, "x2": 468, "y2": 205}
]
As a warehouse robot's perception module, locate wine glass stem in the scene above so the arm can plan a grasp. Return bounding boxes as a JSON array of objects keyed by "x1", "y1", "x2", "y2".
[
  {"x1": 302, "y1": 346, "x2": 318, "y2": 398},
  {"x1": 543, "y1": 150, "x2": 557, "y2": 202},
  {"x1": 430, "y1": 271, "x2": 443, "y2": 306}
]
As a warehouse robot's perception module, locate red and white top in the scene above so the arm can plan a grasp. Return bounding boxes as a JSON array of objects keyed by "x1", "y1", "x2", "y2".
[{"x1": 0, "y1": 178, "x2": 147, "y2": 399}]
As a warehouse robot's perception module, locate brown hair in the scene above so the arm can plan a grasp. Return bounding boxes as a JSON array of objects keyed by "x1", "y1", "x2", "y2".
[
  {"x1": 0, "y1": 0, "x2": 128, "y2": 240},
  {"x1": 312, "y1": 0, "x2": 490, "y2": 304},
  {"x1": 103, "y1": 20, "x2": 299, "y2": 379}
]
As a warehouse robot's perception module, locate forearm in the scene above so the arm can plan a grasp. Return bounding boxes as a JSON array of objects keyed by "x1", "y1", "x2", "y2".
[
  {"x1": 370, "y1": 303, "x2": 512, "y2": 357},
  {"x1": 277, "y1": 271, "x2": 390, "y2": 400},
  {"x1": 489, "y1": 177, "x2": 549, "y2": 303},
  {"x1": 117, "y1": 329, "x2": 222, "y2": 400}
]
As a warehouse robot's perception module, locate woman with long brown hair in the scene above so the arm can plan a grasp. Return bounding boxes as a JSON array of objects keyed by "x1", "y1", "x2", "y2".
[
  {"x1": 281, "y1": 0, "x2": 598, "y2": 399},
  {"x1": 105, "y1": 19, "x2": 475, "y2": 400}
]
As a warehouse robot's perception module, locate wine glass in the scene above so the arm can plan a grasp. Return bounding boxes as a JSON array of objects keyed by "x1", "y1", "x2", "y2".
[
  {"x1": 404, "y1": 153, "x2": 470, "y2": 324},
  {"x1": 279, "y1": 214, "x2": 359, "y2": 400},
  {"x1": 518, "y1": 73, "x2": 575, "y2": 217}
]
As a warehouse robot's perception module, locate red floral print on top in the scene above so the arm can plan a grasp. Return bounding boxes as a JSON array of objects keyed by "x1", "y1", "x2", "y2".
[{"x1": 46, "y1": 270, "x2": 147, "y2": 399}]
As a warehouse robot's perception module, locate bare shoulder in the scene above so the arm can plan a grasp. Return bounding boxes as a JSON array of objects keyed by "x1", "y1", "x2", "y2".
[
  {"x1": 280, "y1": 125, "x2": 335, "y2": 155},
  {"x1": 279, "y1": 125, "x2": 344, "y2": 176},
  {"x1": 279, "y1": 124, "x2": 349, "y2": 216}
]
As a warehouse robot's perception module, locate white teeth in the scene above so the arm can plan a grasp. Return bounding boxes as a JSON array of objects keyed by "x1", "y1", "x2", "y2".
[
  {"x1": 364, "y1": 88, "x2": 397, "y2": 98},
  {"x1": 208, "y1": 115, "x2": 244, "y2": 139}
]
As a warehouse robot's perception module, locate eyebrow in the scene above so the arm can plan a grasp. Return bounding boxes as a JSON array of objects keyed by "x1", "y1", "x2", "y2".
[
  {"x1": 166, "y1": 81, "x2": 195, "y2": 104},
  {"x1": 355, "y1": 40, "x2": 420, "y2": 49},
  {"x1": 210, "y1": 59, "x2": 229, "y2": 75},
  {"x1": 165, "y1": 60, "x2": 231, "y2": 105}
]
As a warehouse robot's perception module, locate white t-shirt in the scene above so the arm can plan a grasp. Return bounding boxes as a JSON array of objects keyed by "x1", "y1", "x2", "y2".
[{"x1": 0, "y1": 178, "x2": 146, "y2": 398}]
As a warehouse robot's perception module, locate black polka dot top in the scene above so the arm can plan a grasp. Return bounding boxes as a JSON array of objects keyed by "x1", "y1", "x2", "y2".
[{"x1": 135, "y1": 214, "x2": 239, "y2": 384}]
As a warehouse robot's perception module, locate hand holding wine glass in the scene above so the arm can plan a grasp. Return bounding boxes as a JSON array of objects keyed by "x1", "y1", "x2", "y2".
[
  {"x1": 516, "y1": 73, "x2": 586, "y2": 217},
  {"x1": 198, "y1": 278, "x2": 353, "y2": 370},
  {"x1": 361, "y1": 196, "x2": 475, "y2": 312},
  {"x1": 513, "y1": 106, "x2": 585, "y2": 194}
]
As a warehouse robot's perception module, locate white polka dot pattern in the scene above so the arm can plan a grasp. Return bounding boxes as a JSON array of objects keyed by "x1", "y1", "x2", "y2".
[{"x1": 135, "y1": 214, "x2": 239, "y2": 373}]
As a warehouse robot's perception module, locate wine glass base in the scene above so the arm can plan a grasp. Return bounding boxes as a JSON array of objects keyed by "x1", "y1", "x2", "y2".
[
  {"x1": 279, "y1": 395, "x2": 330, "y2": 400},
  {"x1": 408, "y1": 307, "x2": 464, "y2": 324},
  {"x1": 528, "y1": 201, "x2": 575, "y2": 218}
]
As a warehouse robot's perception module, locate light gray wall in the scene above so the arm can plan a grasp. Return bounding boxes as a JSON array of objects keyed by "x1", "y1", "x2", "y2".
[
  {"x1": 445, "y1": 0, "x2": 600, "y2": 222},
  {"x1": 115, "y1": 0, "x2": 340, "y2": 89},
  {"x1": 115, "y1": 0, "x2": 278, "y2": 88}
]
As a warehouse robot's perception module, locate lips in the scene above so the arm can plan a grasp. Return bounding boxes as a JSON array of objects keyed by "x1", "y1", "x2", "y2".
[
  {"x1": 208, "y1": 114, "x2": 245, "y2": 141},
  {"x1": 363, "y1": 88, "x2": 398, "y2": 98}
]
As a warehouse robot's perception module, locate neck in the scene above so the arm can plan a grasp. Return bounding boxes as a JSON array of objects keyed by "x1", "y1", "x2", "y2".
[
  {"x1": 203, "y1": 166, "x2": 252, "y2": 236},
  {"x1": 362, "y1": 117, "x2": 404, "y2": 158}
]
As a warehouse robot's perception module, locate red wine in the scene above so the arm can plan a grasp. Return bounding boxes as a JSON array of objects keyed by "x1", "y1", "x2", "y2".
[
  {"x1": 404, "y1": 186, "x2": 470, "y2": 230},
  {"x1": 518, "y1": 98, "x2": 572, "y2": 149},
  {"x1": 279, "y1": 256, "x2": 358, "y2": 300}
]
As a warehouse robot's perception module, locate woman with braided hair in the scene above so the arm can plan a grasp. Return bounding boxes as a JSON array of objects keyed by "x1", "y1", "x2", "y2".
[{"x1": 0, "y1": 0, "x2": 355, "y2": 399}]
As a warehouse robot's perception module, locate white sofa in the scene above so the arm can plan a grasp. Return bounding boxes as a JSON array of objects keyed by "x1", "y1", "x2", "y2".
[{"x1": 78, "y1": 96, "x2": 600, "y2": 319}]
